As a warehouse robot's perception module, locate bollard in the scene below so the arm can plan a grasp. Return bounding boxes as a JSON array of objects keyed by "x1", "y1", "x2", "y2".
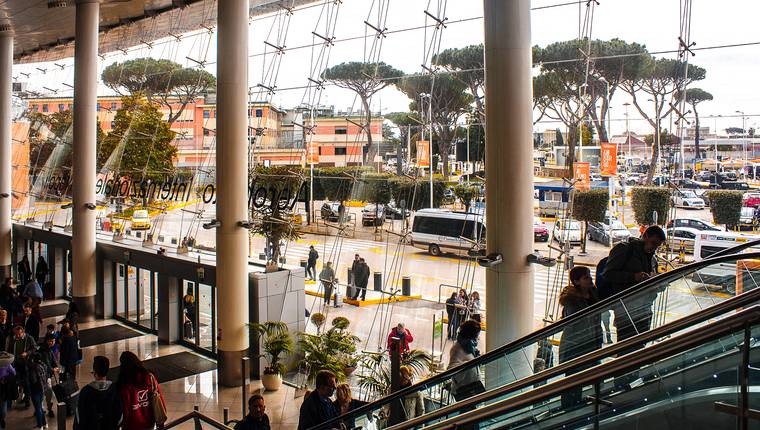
[
  {"x1": 402, "y1": 276, "x2": 411, "y2": 296},
  {"x1": 57, "y1": 402, "x2": 67, "y2": 430},
  {"x1": 373, "y1": 271, "x2": 382, "y2": 291},
  {"x1": 241, "y1": 356, "x2": 250, "y2": 420},
  {"x1": 300, "y1": 259, "x2": 307, "y2": 268},
  {"x1": 224, "y1": 408, "x2": 230, "y2": 425}
]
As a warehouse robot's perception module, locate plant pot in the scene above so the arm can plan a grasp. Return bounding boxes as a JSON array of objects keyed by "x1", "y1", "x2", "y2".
[{"x1": 261, "y1": 372, "x2": 283, "y2": 391}]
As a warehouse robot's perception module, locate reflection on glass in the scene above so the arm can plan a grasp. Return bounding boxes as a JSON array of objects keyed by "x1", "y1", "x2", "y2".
[
  {"x1": 138, "y1": 269, "x2": 153, "y2": 329},
  {"x1": 183, "y1": 280, "x2": 196, "y2": 343},
  {"x1": 127, "y1": 265, "x2": 137, "y2": 322},
  {"x1": 116, "y1": 263, "x2": 125, "y2": 318},
  {"x1": 198, "y1": 283, "x2": 214, "y2": 351}
]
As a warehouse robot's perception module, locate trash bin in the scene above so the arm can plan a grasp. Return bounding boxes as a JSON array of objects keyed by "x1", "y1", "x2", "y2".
[
  {"x1": 373, "y1": 272, "x2": 382, "y2": 292},
  {"x1": 402, "y1": 276, "x2": 411, "y2": 296}
]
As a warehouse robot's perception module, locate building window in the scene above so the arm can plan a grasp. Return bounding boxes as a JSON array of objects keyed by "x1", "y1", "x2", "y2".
[
  {"x1": 255, "y1": 109, "x2": 263, "y2": 118},
  {"x1": 31, "y1": 104, "x2": 38, "y2": 112},
  {"x1": 58, "y1": 104, "x2": 65, "y2": 111},
  {"x1": 203, "y1": 110, "x2": 210, "y2": 119},
  {"x1": 335, "y1": 147, "x2": 347, "y2": 155},
  {"x1": 42, "y1": 104, "x2": 48, "y2": 112},
  {"x1": 111, "y1": 102, "x2": 117, "y2": 110},
  {"x1": 68, "y1": 104, "x2": 73, "y2": 110},
  {"x1": 335, "y1": 126, "x2": 347, "y2": 135},
  {"x1": 318, "y1": 147, "x2": 322, "y2": 155},
  {"x1": 96, "y1": 104, "x2": 100, "y2": 112}
]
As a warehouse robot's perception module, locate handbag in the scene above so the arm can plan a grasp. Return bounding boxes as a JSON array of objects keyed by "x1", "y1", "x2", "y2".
[{"x1": 150, "y1": 374, "x2": 168, "y2": 425}]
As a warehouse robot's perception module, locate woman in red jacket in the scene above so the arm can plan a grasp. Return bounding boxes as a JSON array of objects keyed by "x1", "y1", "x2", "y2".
[{"x1": 117, "y1": 351, "x2": 166, "y2": 430}]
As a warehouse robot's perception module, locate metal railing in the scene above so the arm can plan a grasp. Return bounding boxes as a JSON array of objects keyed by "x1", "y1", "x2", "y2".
[
  {"x1": 387, "y1": 283, "x2": 760, "y2": 429},
  {"x1": 402, "y1": 305, "x2": 760, "y2": 430}
]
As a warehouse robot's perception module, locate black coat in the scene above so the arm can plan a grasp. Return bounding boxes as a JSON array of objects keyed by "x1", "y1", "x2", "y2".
[
  {"x1": 23, "y1": 314, "x2": 41, "y2": 341},
  {"x1": 356, "y1": 262, "x2": 370, "y2": 289},
  {"x1": 74, "y1": 381, "x2": 123, "y2": 430},
  {"x1": 308, "y1": 249, "x2": 318, "y2": 266},
  {"x1": 558, "y1": 286, "x2": 602, "y2": 365},
  {"x1": 602, "y1": 238, "x2": 660, "y2": 318},
  {"x1": 59, "y1": 334, "x2": 79, "y2": 367},
  {"x1": 298, "y1": 391, "x2": 339, "y2": 430},
  {"x1": 234, "y1": 414, "x2": 271, "y2": 430}
]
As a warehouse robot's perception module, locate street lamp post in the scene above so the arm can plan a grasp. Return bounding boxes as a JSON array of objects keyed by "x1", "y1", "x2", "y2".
[
  {"x1": 736, "y1": 110, "x2": 747, "y2": 174},
  {"x1": 420, "y1": 93, "x2": 434, "y2": 208}
]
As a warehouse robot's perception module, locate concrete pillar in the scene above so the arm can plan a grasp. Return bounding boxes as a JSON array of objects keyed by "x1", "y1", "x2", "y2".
[
  {"x1": 0, "y1": 30, "x2": 12, "y2": 280},
  {"x1": 216, "y1": 0, "x2": 250, "y2": 387},
  {"x1": 483, "y1": 0, "x2": 534, "y2": 350},
  {"x1": 71, "y1": 0, "x2": 99, "y2": 321},
  {"x1": 158, "y1": 274, "x2": 179, "y2": 344}
]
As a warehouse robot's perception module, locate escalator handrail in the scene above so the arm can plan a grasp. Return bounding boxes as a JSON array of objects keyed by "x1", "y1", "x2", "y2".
[
  {"x1": 388, "y1": 282, "x2": 760, "y2": 430},
  {"x1": 708, "y1": 237, "x2": 760, "y2": 258},
  {"x1": 309, "y1": 249, "x2": 760, "y2": 430},
  {"x1": 402, "y1": 305, "x2": 760, "y2": 430}
]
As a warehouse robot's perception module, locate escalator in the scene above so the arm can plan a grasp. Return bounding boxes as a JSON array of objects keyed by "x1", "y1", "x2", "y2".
[
  {"x1": 309, "y1": 242, "x2": 760, "y2": 430},
  {"x1": 391, "y1": 306, "x2": 760, "y2": 430}
]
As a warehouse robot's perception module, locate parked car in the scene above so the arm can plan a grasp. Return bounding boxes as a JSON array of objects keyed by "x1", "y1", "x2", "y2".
[
  {"x1": 731, "y1": 207, "x2": 757, "y2": 231},
  {"x1": 666, "y1": 218, "x2": 721, "y2": 232},
  {"x1": 672, "y1": 178, "x2": 705, "y2": 189},
  {"x1": 721, "y1": 181, "x2": 750, "y2": 191},
  {"x1": 361, "y1": 204, "x2": 386, "y2": 226},
  {"x1": 672, "y1": 190, "x2": 706, "y2": 209},
  {"x1": 130, "y1": 209, "x2": 152, "y2": 230},
  {"x1": 320, "y1": 202, "x2": 345, "y2": 222},
  {"x1": 386, "y1": 201, "x2": 411, "y2": 220},
  {"x1": 533, "y1": 217, "x2": 549, "y2": 242},
  {"x1": 666, "y1": 226, "x2": 699, "y2": 254},
  {"x1": 552, "y1": 219, "x2": 582, "y2": 246},
  {"x1": 587, "y1": 218, "x2": 631, "y2": 246},
  {"x1": 743, "y1": 193, "x2": 760, "y2": 209}
]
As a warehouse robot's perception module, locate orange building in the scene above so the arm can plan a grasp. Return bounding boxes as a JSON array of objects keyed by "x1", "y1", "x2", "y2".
[{"x1": 11, "y1": 121, "x2": 30, "y2": 211}]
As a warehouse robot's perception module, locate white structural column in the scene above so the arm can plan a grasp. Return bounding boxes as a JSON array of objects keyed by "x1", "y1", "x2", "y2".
[
  {"x1": 0, "y1": 30, "x2": 11, "y2": 280},
  {"x1": 216, "y1": 0, "x2": 250, "y2": 387},
  {"x1": 483, "y1": 0, "x2": 535, "y2": 350},
  {"x1": 71, "y1": 0, "x2": 99, "y2": 320}
]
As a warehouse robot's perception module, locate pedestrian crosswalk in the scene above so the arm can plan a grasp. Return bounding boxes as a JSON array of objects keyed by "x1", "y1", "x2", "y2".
[{"x1": 277, "y1": 237, "x2": 387, "y2": 264}]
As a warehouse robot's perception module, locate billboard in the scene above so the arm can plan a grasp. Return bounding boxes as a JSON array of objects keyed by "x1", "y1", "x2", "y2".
[
  {"x1": 574, "y1": 162, "x2": 590, "y2": 190},
  {"x1": 417, "y1": 140, "x2": 430, "y2": 167},
  {"x1": 600, "y1": 142, "x2": 618, "y2": 176}
]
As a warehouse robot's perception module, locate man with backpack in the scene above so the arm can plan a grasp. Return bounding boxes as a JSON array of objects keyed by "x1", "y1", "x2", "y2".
[
  {"x1": 75, "y1": 355, "x2": 122, "y2": 430},
  {"x1": 598, "y1": 225, "x2": 666, "y2": 346}
]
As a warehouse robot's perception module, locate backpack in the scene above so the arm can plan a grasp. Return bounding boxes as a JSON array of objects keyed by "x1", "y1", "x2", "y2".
[{"x1": 596, "y1": 243, "x2": 634, "y2": 300}]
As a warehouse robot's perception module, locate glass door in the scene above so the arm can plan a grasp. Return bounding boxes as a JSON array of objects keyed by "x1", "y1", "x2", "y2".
[
  {"x1": 182, "y1": 280, "x2": 197, "y2": 343},
  {"x1": 115, "y1": 263, "x2": 126, "y2": 318},
  {"x1": 198, "y1": 283, "x2": 216, "y2": 353},
  {"x1": 127, "y1": 265, "x2": 138, "y2": 322}
]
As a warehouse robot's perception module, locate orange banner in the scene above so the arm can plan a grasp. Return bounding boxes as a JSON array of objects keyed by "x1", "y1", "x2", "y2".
[
  {"x1": 600, "y1": 142, "x2": 618, "y2": 176},
  {"x1": 417, "y1": 140, "x2": 430, "y2": 167},
  {"x1": 306, "y1": 142, "x2": 319, "y2": 164},
  {"x1": 574, "y1": 162, "x2": 590, "y2": 190}
]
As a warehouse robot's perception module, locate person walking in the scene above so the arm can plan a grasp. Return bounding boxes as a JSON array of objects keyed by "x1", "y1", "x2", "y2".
[
  {"x1": 469, "y1": 291, "x2": 482, "y2": 323},
  {"x1": 75, "y1": 355, "x2": 122, "y2": 430},
  {"x1": 117, "y1": 351, "x2": 166, "y2": 430},
  {"x1": 306, "y1": 246, "x2": 319, "y2": 281},
  {"x1": 601, "y1": 225, "x2": 666, "y2": 346},
  {"x1": 350, "y1": 254, "x2": 361, "y2": 299},
  {"x1": 297, "y1": 370, "x2": 339, "y2": 430},
  {"x1": 34, "y1": 257, "x2": 48, "y2": 292},
  {"x1": 38, "y1": 334, "x2": 59, "y2": 418},
  {"x1": 17, "y1": 256, "x2": 32, "y2": 287},
  {"x1": 319, "y1": 262, "x2": 336, "y2": 306},
  {"x1": 0, "y1": 351, "x2": 17, "y2": 429},
  {"x1": 333, "y1": 383, "x2": 367, "y2": 429},
  {"x1": 558, "y1": 266, "x2": 603, "y2": 408},
  {"x1": 235, "y1": 394, "x2": 270, "y2": 430},
  {"x1": 386, "y1": 323, "x2": 414, "y2": 355},
  {"x1": 27, "y1": 352, "x2": 50, "y2": 429},
  {"x1": 445, "y1": 292, "x2": 459, "y2": 340},
  {"x1": 6, "y1": 325, "x2": 36, "y2": 408},
  {"x1": 58, "y1": 325, "x2": 80, "y2": 381}
]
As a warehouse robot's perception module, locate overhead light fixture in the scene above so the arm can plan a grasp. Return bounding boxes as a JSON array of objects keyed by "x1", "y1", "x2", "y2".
[
  {"x1": 60, "y1": 203, "x2": 73, "y2": 209},
  {"x1": 47, "y1": 0, "x2": 68, "y2": 9}
]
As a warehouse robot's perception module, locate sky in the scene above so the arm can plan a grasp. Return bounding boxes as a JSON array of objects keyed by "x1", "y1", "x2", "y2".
[{"x1": 11, "y1": 0, "x2": 760, "y2": 136}]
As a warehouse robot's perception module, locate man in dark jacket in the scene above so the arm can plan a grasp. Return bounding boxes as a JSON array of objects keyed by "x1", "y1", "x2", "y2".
[
  {"x1": 349, "y1": 254, "x2": 361, "y2": 298},
  {"x1": 22, "y1": 304, "x2": 41, "y2": 341},
  {"x1": 601, "y1": 225, "x2": 665, "y2": 344},
  {"x1": 298, "y1": 370, "x2": 339, "y2": 430},
  {"x1": 306, "y1": 246, "x2": 319, "y2": 281},
  {"x1": 6, "y1": 325, "x2": 37, "y2": 407},
  {"x1": 235, "y1": 394, "x2": 270, "y2": 430},
  {"x1": 354, "y1": 258, "x2": 370, "y2": 301},
  {"x1": 75, "y1": 355, "x2": 122, "y2": 430}
]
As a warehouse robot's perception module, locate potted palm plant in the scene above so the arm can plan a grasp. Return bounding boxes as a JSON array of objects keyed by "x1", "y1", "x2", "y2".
[{"x1": 249, "y1": 321, "x2": 294, "y2": 391}]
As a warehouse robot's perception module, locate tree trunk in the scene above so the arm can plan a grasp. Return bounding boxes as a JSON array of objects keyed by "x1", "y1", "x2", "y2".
[
  {"x1": 646, "y1": 130, "x2": 659, "y2": 185},
  {"x1": 589, "y1": 107, "x2": 609, "y2": 143},
  {"x1": 693, "y1": 105, "x2": 701, "y2": 160},
  {"x1": 361, "y1": 96, "x2": 376, "y2": 169},
  {"x1": 566, "y1": 125, "x2": 577, "y2": 177}
]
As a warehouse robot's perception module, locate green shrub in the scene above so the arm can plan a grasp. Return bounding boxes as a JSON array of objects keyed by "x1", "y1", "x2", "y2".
[
  {"x1": 453, "y1": 184, "x2": 480, "y2": 211},
  {"x1": 391, "y1": 177, "x2": 447, "y2": 210},
  {"x1": 572, "y1": 189, "x2": 609, "y2": 222},
  {"x1": 360, "y1": 173, "x2": 394, "y2": 205},
  {"x1": 631, "y1": 187, "x2": 671, "y2": 225},
  {"x1": 706, "y1": 190, "x2": 743, "y2": 226}
]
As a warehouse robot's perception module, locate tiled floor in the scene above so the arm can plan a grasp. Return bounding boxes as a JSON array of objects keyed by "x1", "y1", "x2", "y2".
[{"x1": 6, "y1": 297, "x2": 473, "y2": 430}]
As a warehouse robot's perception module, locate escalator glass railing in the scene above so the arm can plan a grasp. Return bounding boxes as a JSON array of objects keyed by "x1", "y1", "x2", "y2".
[
  {"x1": 385, "y1": 277, "x2": 760, "y2": 430},
  {"x1": 403, "y1": 306, "x2": 760, "y2": 430},
  {"x1": 310, "y1": 251, "x2": 760, "y2": 430}
]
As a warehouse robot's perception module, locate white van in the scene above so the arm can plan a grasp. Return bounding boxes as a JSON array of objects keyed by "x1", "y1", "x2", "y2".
[
  {"x1": 411, "y1": 209, "x2": 485, "y2": 256},
  {"x1": 692, "y1": 230, "x2": 757, "y2": 292}
]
